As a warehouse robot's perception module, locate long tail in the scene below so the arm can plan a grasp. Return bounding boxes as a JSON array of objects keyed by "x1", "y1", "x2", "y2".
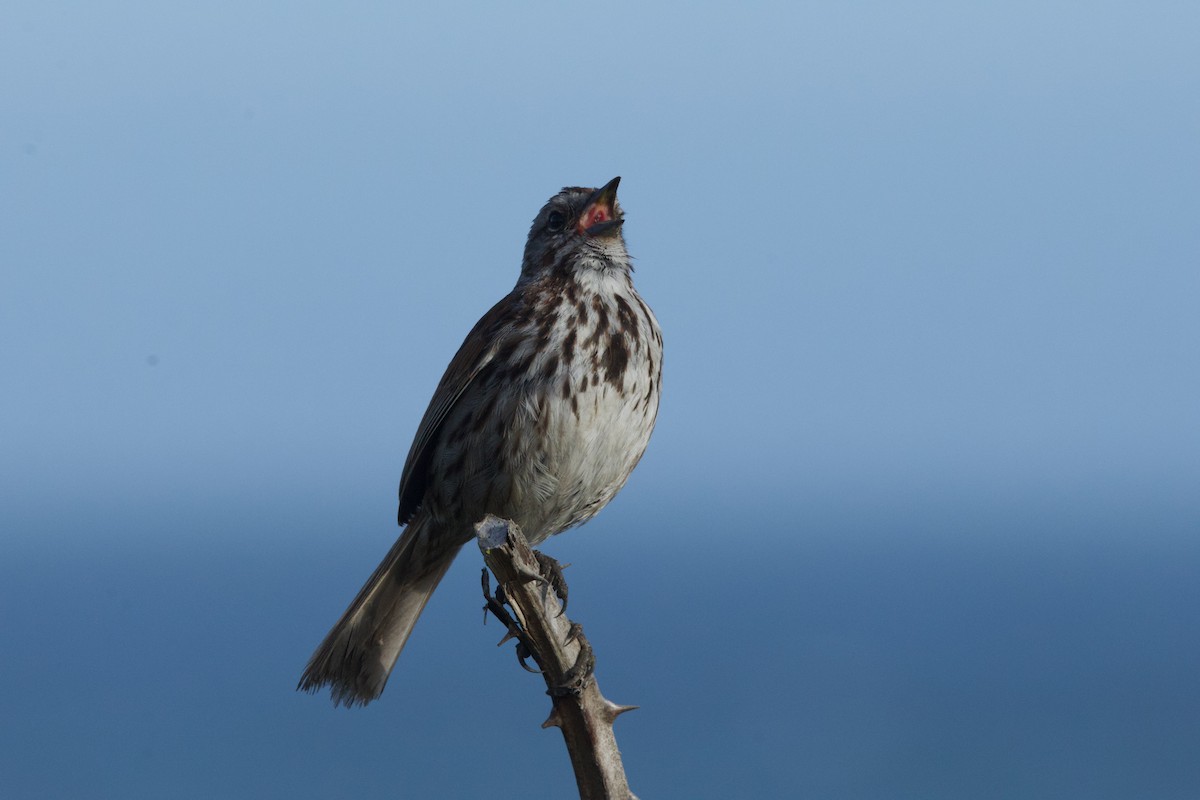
[{"x1": 298, "y1": 515, "x2": 463, "y2": 707}]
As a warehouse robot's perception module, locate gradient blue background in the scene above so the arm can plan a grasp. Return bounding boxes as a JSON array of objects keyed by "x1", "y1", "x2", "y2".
[{"x1": 3, "y1": 2, "x2": 1198, "y2": 797}]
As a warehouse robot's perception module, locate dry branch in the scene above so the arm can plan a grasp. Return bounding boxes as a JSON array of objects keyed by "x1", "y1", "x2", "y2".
[{"x1": 475, "y1": 515, "x2": 637, "y2": 800}]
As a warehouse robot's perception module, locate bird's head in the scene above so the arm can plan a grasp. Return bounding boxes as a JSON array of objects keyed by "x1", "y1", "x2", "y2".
[{"x1": 520, "y1": 177, "x2": 629, "y2": 282}]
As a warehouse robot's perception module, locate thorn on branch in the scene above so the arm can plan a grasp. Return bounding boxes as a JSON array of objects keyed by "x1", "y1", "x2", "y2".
[{"x1": 601, "y1": 700, "x2": 639, "y2": 724}]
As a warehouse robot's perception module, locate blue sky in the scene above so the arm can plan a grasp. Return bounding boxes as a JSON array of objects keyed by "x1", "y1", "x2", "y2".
[{"x1": 3, "y1": 2, "x2": 1198, "y2": 797}]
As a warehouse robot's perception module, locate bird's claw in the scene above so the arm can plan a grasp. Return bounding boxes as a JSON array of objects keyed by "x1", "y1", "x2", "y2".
[{"x1": 516, "y1": 641, "x2": 542, "y2": 673}]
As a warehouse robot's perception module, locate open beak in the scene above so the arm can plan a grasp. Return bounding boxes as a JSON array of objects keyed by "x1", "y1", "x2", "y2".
[{"x1": 579, "y1": 176, "x2": 624, "y2": 237}]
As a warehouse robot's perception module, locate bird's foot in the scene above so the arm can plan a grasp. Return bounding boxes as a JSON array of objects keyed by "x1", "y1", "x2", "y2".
[
  {"x1": 547, "y1": 622, "x2": 595, "y2": 697},
  {"x1": 532, "y1": 550, "x2": 570, "y2": 615},
  {"x1": 481, "y1": 569, "x2": 543, "y2": 673}
]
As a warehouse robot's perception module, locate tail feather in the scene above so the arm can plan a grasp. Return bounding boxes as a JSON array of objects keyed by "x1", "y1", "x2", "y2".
[{"x1": 298, "y1": 516, "x2": 462, "y2": 707}]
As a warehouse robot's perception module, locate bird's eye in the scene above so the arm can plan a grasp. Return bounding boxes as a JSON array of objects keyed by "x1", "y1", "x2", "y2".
[{"x1": 546, "y1": 211, "x2": 566, "y2": 232}]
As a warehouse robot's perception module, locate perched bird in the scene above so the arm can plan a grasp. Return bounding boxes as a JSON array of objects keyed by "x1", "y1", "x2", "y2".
[{"x1": 299, "y1": 178, "x2": 663, "y2": 707}]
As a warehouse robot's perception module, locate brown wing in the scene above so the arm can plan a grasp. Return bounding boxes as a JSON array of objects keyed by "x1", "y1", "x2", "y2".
[{"x1": 397, "y1": 291, "x2": 519, "y2": 525}]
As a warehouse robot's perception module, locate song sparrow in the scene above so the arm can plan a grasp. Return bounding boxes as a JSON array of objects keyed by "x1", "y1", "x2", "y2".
[{"x1": 299, "y1": 177, "x2": 663, "y2": 707}]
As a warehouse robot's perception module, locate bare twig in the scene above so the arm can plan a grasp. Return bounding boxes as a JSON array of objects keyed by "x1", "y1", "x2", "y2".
[{"x1": 476, "y1": 515, "x2": 637, "y2": 800}]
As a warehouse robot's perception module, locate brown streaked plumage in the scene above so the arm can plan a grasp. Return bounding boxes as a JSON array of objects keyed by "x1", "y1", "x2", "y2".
[{"x1": 299, "y1": 178, "x2": 663, "y2": 707}]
